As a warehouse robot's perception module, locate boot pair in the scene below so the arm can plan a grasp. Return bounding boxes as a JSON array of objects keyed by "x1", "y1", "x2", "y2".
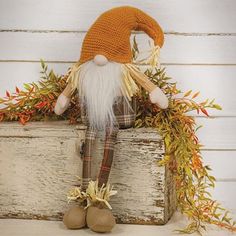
[
  {"x1": 63, "y1": 205, "x2": 116, "y2": 232},
  {"x1": 63, "y1": 180, "x2": 117, "y2": 233}
]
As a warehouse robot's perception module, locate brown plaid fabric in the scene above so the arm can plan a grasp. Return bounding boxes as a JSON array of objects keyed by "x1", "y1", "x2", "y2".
[
  {"x1": 98, "y1": 126, "x2": 119, "y2": 186},
  {"x1": 113, "y1": 96, "x2": 137, "y2": 129},
  {"x1": 82, "y1": 127, "x2": 96, "y2": 190},
  {"x1": 81, "y1": 96, "x2": 137, "y2": 189}
]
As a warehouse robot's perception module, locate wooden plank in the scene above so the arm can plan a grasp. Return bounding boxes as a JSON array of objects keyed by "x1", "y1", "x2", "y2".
[
  {"x1": 0, "y1": 32, "x2": 236, "y2": 64},
  {"x1": 0, "y1": 0, "x2": 235, "y2": 33},
  {"x1": 0, "y1": 121, "x2": 235, "y2": 222},
  {"x1": 0, "y1": 122, "x2": 234, "y2": 180},
  {"x1": 0, "y1": 121, "x2": 86, "y2": 138},
  {"x1": 1, "y1": 117, "x2": 236, "y2": 152},
  {"x1": 0, "y1": 122, "x2": 176, "y2": 224},
  {"x1": 0, "y1": 123, "x2": 83, "y2": 220},
  {"x1": 196, "y1": 117, "x2": 236, "y2": 150},
  {"x1": 0, "y1": 62, "x2": 235, "y2": 116},
  {"x1": 202, "y1": 151, "x2": 236, "y2": 180},
  {"x1": 0, "y1": 122, "x2": 235, "y2": 181},
  {"x1": 0, "y1": 62, "x2": 70, "y2": 99},
  {"x1": 166, "y1": 65, "x2": 236, "y2": 117},
  {"x1": 0, "y1": 32, "x2": 84, "y2": 62},
  {"x1": 209, "y1": 181, "x2": 236, "y2": 214}
]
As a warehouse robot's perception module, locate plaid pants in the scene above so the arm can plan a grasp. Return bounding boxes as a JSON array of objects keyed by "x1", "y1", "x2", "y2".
[{"x1": 81, "y1": 96, "x2": 137, "y2": 189}]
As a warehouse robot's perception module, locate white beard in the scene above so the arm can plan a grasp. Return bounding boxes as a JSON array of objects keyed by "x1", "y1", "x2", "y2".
[{"x1": 77, "y1": 60, "x2": 130, "y2": 131}]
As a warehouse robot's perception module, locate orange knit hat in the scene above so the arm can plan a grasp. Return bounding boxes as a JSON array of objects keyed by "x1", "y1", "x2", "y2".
[{"x1": 79, "y1": 6, "x2": 164, "y2": 64}]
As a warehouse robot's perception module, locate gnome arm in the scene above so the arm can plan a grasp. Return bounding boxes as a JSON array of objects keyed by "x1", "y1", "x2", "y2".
[
  {"x1": 54, "y1": 82, "x2": 74, "y2": 115},
  {"x1": 129, "y1": 68, "x2": 168, "y2": 109}
]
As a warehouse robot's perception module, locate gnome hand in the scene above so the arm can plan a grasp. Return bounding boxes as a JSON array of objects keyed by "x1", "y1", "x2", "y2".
[
  {"x1": 54, "y1": 93, "x2": 71, "y2": 115},
  {"x1": 149, "y1": 87, "x2": 168, "y2": 109},
  {"x1": 54, "y1": 82, "x2": 74, "y2": 115}
]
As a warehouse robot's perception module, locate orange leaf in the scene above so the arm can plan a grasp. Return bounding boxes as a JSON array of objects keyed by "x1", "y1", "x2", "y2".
[
  {"x1": 0, "y1": 113, "x2": 4, "y2": 122},
  {"x1": 34, "y1": 101, "x2": 47, "y2": 109},
  {"x1": 200, "y1": 107, "x2": 209, "y2": 117},
  {"x1": 15, "y1": 86, "x2": 20, "y2": 93},
  {"x1": 19, "y1": 115, "x2": 30, "y2": 125},
  {"x1": 48, "y1": 93, "x2": 55, "y2": 99},
  {"x1": 19, "y1": 116, "x2": 26, "y2": 125},
  {"x1": 6, "y1": 91, "x2": 10, "y2": 97}
]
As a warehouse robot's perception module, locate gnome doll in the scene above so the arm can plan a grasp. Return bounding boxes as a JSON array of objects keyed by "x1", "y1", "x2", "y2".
[{"x1": 54, "y1": 6, "x2": 168, "y2": 233}]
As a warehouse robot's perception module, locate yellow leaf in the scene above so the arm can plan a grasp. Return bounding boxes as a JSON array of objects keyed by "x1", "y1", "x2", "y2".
[
  {"x1": 213, "y1": 104, "x2": 222, "y2": 110},
  {"x1": 184, "y1": 90, "x2": 192, "y2": 97},
  {"x1": 164, "y1": 135, "x2": 171, "y2": 147},
  {"x1": 192, "y1": 91, "x2": 200, "y2": 99}
]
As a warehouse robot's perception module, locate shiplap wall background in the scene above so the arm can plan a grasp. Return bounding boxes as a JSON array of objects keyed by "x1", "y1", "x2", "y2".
[{"x1": 0, "y1": 0, "x2": 236, "y2": 215}]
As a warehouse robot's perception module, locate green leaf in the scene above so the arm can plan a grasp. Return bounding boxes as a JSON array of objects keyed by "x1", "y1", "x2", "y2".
[
  {"x1": 40, "y1": 59, "x2": 45, "y2": 69},
  {"x1": 23, "y1": 83, "x2": 32, "y2": 91},
  {"x1": 212, "y1": 104, "x2": 222, "y2": 110}
]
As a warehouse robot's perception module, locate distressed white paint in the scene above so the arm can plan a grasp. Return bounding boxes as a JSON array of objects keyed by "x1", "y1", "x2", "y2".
[
  {"x1": 0, "y1": 121, "x2": 176, "y2": 224},
  {"x1": 0, "y1": 122, "x2": 85, "y2": 219}
]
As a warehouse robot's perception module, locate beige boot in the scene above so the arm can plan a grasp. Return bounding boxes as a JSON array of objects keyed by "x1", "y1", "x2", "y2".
[
  {"x1": 85, "y1": 180, "x2": 117, "y2": 233},
  {"x1": 63, "y1": 205, "x2": 86, "y2": 229},
  {"x1": 86, "y1": 205, "x2": 116, "y2": 233}
]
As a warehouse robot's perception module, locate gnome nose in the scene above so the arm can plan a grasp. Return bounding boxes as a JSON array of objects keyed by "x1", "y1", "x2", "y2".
[{"x1": 93, "y1": 54, "x2": 108, "y2": 66}]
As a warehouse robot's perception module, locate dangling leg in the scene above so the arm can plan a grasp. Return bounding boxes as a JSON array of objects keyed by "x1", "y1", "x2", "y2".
[
  {"x1": 82, "y1": 126, "x2": 97, "y2": 190},
  {"x1": 87, "y1": 97, "x2": 136, "y2": 233},
  {"x1": 98, "y1": 125, "x2": 119, "y2": 187},
  {"x1": 63, "y1": 107, "x2": 93, "y2": 230},
  {"x1": 97, "y1": 96, "x2": 137, "y2": 187},
  {"x1": 85, "y1": 125, "x2": 118, "y2": 233}
]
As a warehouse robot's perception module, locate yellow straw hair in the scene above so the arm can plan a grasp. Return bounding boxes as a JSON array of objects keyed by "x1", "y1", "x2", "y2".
[
  {"x1": 133, "y1": 44, "x2": 161, "y2": 68},
  {"x1": 65, "y1": 43, "x2": 161, "y2": 100},
  {"x1": 66, "y1": 62, "x2": 82, "y2": 92}
]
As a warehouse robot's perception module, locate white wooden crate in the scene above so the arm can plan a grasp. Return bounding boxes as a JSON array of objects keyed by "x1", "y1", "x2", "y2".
[{"x1": 0, "y1": 121, "x2": 176, "y2": 224}]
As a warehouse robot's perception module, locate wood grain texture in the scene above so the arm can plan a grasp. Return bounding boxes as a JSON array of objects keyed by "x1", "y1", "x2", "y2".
[
  {"x1": 202, "y1": 151, "x2": 236, "y2": 180},
  {"x1": 0, "y1": 122, "x2": 85, "y2": 220},
  {"x1": 0, "y1": 32, "x2": 236, "y2": 64},
  {"x1": 0, "y1": 121, "x2": 176, "y2": 224},
  {"x1": 0, "y1": 0, "x2": 235, "y2": 33},
  {"x1": 209, "y1": 181, "x2": 236, "y2": 214},
  {"x1": 195, "y1": 117, "x2": 236, "y2": 150},
  {"x1": 166, "y1": 65, "x2": 236, "y2": 117}
]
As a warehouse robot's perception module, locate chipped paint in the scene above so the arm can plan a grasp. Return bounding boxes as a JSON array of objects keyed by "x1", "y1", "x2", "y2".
[{"x1": 0, "y1": 121, "x2": 176, "y2": 224}]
